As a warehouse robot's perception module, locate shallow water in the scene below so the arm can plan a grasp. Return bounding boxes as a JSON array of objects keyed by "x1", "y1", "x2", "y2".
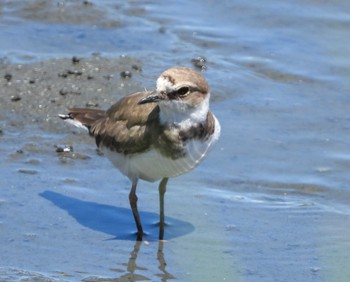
[{"x1": 1, "y1": 0, "x2": 350, "y2": 281}]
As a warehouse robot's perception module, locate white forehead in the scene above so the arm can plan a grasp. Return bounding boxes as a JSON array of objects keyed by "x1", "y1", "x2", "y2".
[
  {"x1": 156, "y1": 76, "x2": 175, "y2": 92},
  {"x1": 156, "y1": 75, "x2": 199, "y2": 93}
]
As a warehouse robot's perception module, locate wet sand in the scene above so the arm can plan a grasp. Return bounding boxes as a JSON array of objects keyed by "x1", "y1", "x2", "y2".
[
  {"x1": 0, "y1": 55, "x2": 143, "y2": 130},
  {"x1": 0, "y1": 55, "x2": 205, "y2": 281},
  {"x1": 2, "y1": 0, "x2": 350, "y2": 281}
]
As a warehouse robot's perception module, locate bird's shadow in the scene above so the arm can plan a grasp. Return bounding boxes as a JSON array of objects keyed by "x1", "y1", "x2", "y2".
[{"x1": 39, "y1": 190, "x2": 194, "y2": 240}]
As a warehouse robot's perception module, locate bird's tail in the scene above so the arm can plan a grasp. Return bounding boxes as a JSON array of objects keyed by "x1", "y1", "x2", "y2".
[{"x1": 59, "y1": 108, "x2": 106, "y2": 132}]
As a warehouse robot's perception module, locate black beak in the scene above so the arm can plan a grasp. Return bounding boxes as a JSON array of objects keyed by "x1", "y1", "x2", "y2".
[{"x1": 138, "y1": 92, "x2": 164, "y2": 105}]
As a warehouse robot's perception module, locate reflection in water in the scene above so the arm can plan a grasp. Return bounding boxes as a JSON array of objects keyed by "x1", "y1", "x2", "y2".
[
  {"x1": 119, "y1": 241, "x2": 176, "y2": 281},
  {"x1": 84, "y1": 241, "x2": 175, "y2": 281},
  {"x1": 157, "y1": 241, "x2": 176, "y2": 281},
  {"x1": 118, "y1": 241, "x2": 149, "y2": 281}
]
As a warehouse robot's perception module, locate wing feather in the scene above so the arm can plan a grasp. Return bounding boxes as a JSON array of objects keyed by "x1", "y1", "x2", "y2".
[{"x1": 90, "y1": 91, "x2": 160, "y2": 154}]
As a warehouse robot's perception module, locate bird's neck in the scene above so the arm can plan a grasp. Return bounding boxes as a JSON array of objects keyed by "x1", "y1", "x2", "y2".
[{"x1": 158, "y1": 94, "x2": 210, "y2": 130}]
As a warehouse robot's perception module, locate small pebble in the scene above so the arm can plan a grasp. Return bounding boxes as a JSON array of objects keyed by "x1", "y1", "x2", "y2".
[
  {"x1": 67, "y1": 70, "x2": 83, "y2": 76},
  {"x1": 11, "y1": 95, "x2": 21, "y2": 102},
  {"x1": 72, "y1": 56, "x2": 80, "y2": 64},
  {"x1": 58, "y1": 70, "x2": 82, "y2": 78},
  {"x1": 55, "y1": 145, "x2": 74, "y2": 153},
  {"x1": 86, "y1": 101, "x2": 99, "y2": 107},
  {"x1": 132, "y1": 64, "x2": 142, "y2": 72},
  {"x1": 58, "y1": 72, "x2": 68, "y2": 78},
  {"x1": 4, "y1": 73, "x2": 12, "y2": 82},
  {"x1": 59, "y1": 88, "x2": 68, "y2": 96},
  {"x1": 120, "y1": 70, "x2": 132, "y2": 79},
  {"x1": 191, "y1": 56, "x2": 207, "y2": 70},
  {"x1": 18, "y1": 169, "x2": 38, "y2": 175},
  {"x1": 83, "y1": 0, "x2": 93, "y2": 5},
  {"x1": 310, "y1": 267, "x2": 321, "y2": 273}
]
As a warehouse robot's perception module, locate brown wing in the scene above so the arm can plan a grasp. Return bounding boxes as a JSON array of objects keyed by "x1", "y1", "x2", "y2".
[{"x1": 90, "y1": 91, "x2": 160, "y2": 154}]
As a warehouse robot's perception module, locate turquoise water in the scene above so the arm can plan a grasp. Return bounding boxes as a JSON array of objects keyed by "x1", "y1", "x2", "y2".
[{"x1": 1, "y1": 0, "x2": 350, "y2": 281}]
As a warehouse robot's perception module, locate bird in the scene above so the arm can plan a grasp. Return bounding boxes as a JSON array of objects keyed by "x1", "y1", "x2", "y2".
[{"x1": 59, "y1": 66, "x2": 221, "y2": 240}]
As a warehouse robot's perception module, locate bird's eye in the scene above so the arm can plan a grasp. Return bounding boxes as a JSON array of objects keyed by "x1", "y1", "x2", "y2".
[{"x1": 177, "y1": 87, "x2": 189, "y2": 96}]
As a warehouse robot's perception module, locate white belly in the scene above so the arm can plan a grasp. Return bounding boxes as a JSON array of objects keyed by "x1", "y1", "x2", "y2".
[{"x1": 101, "y1": 116, "x2": 220, "y2": 182}]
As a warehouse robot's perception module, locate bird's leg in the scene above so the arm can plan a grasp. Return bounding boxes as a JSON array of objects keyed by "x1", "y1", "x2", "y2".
[
  {"x1": 158, "y1": 177, "x2": 169, "y2": 240},
  {"x1": 129, "y1": 180, "x2": 143, "y2": 240}
]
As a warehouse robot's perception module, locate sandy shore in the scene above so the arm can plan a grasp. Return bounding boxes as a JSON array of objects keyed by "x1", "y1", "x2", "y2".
[
  {"x1": 2, "y1": 1, "x2": 350, "y2": 281},
  {"x1": 0, "y1": 55, "x2": 146, "y2": 133}
]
